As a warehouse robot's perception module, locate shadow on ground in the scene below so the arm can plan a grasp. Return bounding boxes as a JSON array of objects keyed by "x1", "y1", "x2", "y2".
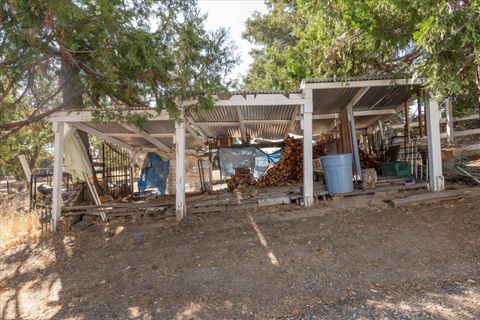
[{"x1": 1, "y1": 196, "x2": 480, "y2": 319}]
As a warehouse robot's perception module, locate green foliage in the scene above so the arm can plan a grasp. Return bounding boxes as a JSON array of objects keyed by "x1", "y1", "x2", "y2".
[
  {"x1": 243, "y1": 0, "x2": 480, "y2": 111},
  {"x1": 0, "y1": 0, "x2": 238, "y2": 176},
  {"x1": 0, "y1": 121, "x2": 52, "y2": 179},
  {"x1": 0, "y1": 0, "x2": 237, "y2": 123}
]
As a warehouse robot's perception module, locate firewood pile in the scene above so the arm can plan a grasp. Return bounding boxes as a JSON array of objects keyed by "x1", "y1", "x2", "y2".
[
  {"x1": 226, "y1": 167, "x2": 256, "y2": 191},
  {"x1": 256, "y1": 137, "x2": 303, "y2": 187},
  {"x1": 225, "y1": 137, "x2": 304, "y2": 191},
  {"x1": 313, "y1": 140, "x2": 326, "y2": 158},
  {"x1": 359, "y1": 149, "x2": 381, "y2": 170}
]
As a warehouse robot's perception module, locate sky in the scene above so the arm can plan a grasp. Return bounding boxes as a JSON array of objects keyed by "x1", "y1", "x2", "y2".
[{"x1": 197, "y1": 0, "x2": 268, "y2": 84}]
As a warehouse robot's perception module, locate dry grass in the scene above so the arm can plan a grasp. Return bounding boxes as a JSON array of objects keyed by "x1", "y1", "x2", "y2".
[{"x1": 0, "y1": 194, "x2": 46, "y2": 251}]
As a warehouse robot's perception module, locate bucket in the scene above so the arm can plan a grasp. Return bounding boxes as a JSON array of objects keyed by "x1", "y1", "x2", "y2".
[{"x1": 320, "y1": 153, "x2": 353, "y2": 193}]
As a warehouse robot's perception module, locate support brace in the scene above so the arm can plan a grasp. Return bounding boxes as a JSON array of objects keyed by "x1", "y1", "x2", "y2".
[
  {"x1": 426, "y1": 97, "x2": 445, "y2": 192},
  {"x1": 175, "y1": 112, "x2": 186, "y2": 220},
  {"x1": 302, "y1": 90, "x2": 314, "y2": 207},
  {"x1": 51, "y1": 121, "x2": 65, "y2": 231}
]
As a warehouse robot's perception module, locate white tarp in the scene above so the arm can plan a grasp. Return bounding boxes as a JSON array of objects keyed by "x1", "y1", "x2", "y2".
[{"x1": 63, "y1": 126, "x2": 93, "y2": 182}]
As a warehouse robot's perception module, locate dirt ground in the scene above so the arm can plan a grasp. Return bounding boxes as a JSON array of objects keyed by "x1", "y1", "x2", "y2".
[{"x1": 1, "y1": 191, "x2": 480, "y2": 319}]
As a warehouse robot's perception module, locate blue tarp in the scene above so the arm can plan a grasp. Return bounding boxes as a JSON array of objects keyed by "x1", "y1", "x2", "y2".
[
  {"x1": 264, "y1": 148, "x2": 282, "y2": 164},
  {"x1": 219, "y1": 147, "x2": 282, "y2": 179},
  {"x1": 138, "y1": 152, "x2": 169, "y2": 195}
]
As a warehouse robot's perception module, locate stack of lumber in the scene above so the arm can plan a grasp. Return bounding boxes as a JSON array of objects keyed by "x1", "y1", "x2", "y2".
[
  {"x1": 256, "y1": 137, "x2": 303, "y2": 187},
  {"x1": 226, "y1": 168, "x2": 256, "y2": 191}
]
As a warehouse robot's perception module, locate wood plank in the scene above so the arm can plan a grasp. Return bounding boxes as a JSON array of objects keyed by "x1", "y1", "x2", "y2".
[
  {"x1": 389, "y1": 187, "x2": 480, "y2": 208},
  {"x1": 331, "y1": 182, "x2": 428, "y2": 197},
  {"x1": 63, "y1": 201, "x2": 173, "y2": 212},
  {"x1": 258, "y1": 196, "x2": 291, "y2": 207}
]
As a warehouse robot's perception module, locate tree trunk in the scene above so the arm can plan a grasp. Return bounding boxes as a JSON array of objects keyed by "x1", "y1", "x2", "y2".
[
  {"x1": 61, "y1": 60, "x2": 104, "y2": 196},
  {"x1": 475, "y1": 64, "x2": 480, "y2": 115},
  {"x1": 29, "y1": 144, "x2": 40, "y2": 172}
]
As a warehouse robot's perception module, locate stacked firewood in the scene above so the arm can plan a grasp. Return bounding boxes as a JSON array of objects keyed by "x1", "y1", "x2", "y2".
[
  {"x1": 313, "y1": 140, "x2": 326, "y2": 158},
  {"x1": 226, "y1": 167, "x2": 256, "y2": 191},
  {"x1": 256, "y1": 137, "x2": 303, "y2": 187},
  {"x1": 359, "y1": 149, "x2": 381, "y2": 170}
]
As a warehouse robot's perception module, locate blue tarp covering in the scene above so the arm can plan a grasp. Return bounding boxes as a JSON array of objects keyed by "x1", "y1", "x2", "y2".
[
  {"x1": 264, "y1": 148, "x2": 282, "y2": 164},
  {"x1": 219, "y1": 147, "x2": 282, "y2": 179},
  {"x1": 138, "y1": 152, "x2": 169, "y2": 195}
]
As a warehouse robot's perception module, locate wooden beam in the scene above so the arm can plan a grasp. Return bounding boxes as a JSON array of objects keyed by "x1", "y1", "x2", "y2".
[
  {"x1": 301, "y1": 78, "x2": 423, "y2": 90},
  {"x1": 417, "y1": 89, "x2": 424, "y2": 137},
  {"x1": 285, "y1": 105, "x2": 300, "y2": 138},
  {"x1": 185, "y1": 122, "x2": 207, "y2": 149},
  {"x1": 445, "y1": 97, "x2": 454, "y2": 144},
  {"x1": 345, "y1": 87, "x2": 370, "y2": 180},
  {"x1": 185, "y1": 116, "x2": 208, "y2": 139},
  {"x1": 18, "y1": 155, "x2": 31, "y2": 184},
  {"x1": 196, "y1": 119, "x2": 291, "y2": 126},
  {"x1": 302, "y1": 89, "x2": 314, "y2": 207},
  {"x1": 338, "y1": 108, "x2": 352, "y2": 153},
  {"x1": 404, "y1": 100, "x2": 410, "y2": 141},
  {"x1": 389, "y1": 187, "x2": 480, "y2": 208},
  {"x1": 51, "y1": 121, "x2": 65, "y2": 232},
  {"x1": 120, "y1": 123, "x2": 171, "y2": 153},
  {"x1": 426, "y1": 97, "x2": 444, "y2": 192},
  {"x1": 214, "y1": 94, "x2": 305, "y2": 107},
  {"x1": 71, "y1": 122, "x2": 135, "y2": 151},
  {"x1": 236, "y1": 106, "x2": 247, "y2": 143},
  {"x1": 175, "y1": 114, "x2": 186, "y2": 220},
  {"x1": 50, "y1": 109, "x2": 171, "y2": 122}
]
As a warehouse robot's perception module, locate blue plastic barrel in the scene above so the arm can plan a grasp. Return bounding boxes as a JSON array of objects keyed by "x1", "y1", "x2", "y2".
[{"x1": 320, "y1": 153, "x2": 353, "y2": 193}]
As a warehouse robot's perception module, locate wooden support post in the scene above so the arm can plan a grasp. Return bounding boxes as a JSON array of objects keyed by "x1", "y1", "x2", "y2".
[
  {"x1": 426, "y1": 97, "x2": 444, "y2": 192},
  {"x1": 378, "y1": 120, "x2": 385, "y2": 141},
  {"x1": 18, "y1": 155, "x2": 32, "y2": 184},
  {"x1": 236, "y1": 106, "x2": 247, "y2": 144},
  {"x1": 175, "y1": 111, "x2": 186, "y2": 220},
  {"x1": 302, "y1": 90, "x2": 314, "y2": 207},
  {"x1": 404, "y1": 100, "x2": 410, "y2": 141},
  {"x1": 423, "y1": 94, "x2": 428, "y2": 137},
  {"x1": 347, "y1": 103, "x2": 362, "y2": 180},
  {"x1": 445, "y1": 97, "x2": 455, "y2": 145},
  {"x1": 338, "y1": 108, "x2": 352, "y2": 153},
  {"x1": 417, "y1": 89, "x2": 423, "y2": 137},
  {"x1": 51, "y1": 121, "x2": 65, "y2": 232}
]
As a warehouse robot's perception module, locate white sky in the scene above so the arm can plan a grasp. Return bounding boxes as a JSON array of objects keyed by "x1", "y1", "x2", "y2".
[{"x1": 197, "y1": 0, "x2": 268, "y2": 84}]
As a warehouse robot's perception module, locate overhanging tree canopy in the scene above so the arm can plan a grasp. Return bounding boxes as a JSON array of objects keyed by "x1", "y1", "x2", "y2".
[
  {"x1": 0, "y1": 0, "x2": 237, "y2": 136},
  {"x1": 243, "y1": 0, "x2": 480, "y2": 112}
]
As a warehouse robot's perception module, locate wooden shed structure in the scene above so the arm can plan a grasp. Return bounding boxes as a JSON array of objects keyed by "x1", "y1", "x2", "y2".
[{"x1": 48, "y1": 75, "x2": 445, "y2": 230}]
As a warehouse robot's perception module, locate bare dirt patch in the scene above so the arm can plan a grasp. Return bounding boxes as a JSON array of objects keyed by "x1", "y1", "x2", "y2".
[{"x1": 1, "y1": 195, "x2": 480, "y2": 319}]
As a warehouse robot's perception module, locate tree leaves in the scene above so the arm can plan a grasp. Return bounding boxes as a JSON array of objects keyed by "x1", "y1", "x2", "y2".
[{"x1": 243, "y1": 0, "x2": 480, "y2": 112}]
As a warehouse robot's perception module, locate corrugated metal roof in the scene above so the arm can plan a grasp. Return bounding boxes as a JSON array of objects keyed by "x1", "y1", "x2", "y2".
[
  {"x1": 313, "y1": 87, "x2": 359, "y2": 114},
  {"x1": 142, "y1": 120, "x2": 175, "y2": 134},
  {"x1": 195, "y1": 105, "x2": 238, "y2": 122},
  {"x1": 63, "y1": 74, "x2": 420, "y2": 145},
  {"x1": 240, "y1": 105, "x2": 297, "y2": 121},
  {"x1": 88, "y1": 122, "x2": 134, "y2": 134},
  {"x1": 303, "y1": 73, "x2": 413, "y2": 84},
  {"x1": 217, "y1": 89, "x2": 302, "y2": 99},
  {"x1": 246, "y1": 123, "x2": 289, "y2": 140},
  {"x1": 312, "y1": 119, "x2": 335, "y2": 134},
  {"x1": 355, "y1": 115, "x2": 384, "y2": 129},
  {"x1": 198, "y1": 124, "x2": 240, "y2": 138},
  {"x1": 353, "y1": 86, "x2": 413, "y2": 111}
]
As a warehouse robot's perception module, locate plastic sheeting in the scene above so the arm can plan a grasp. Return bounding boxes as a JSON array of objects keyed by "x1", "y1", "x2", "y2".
[
  {"x1": 64, "y1": 127, "x2": 93, "y2": 182},
  {"x1": 138, "y1": 152, "x2": 169, "y2": 195},
  {"x1": 219, "y1": 147, "x2": 282, "y2": 179}
]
